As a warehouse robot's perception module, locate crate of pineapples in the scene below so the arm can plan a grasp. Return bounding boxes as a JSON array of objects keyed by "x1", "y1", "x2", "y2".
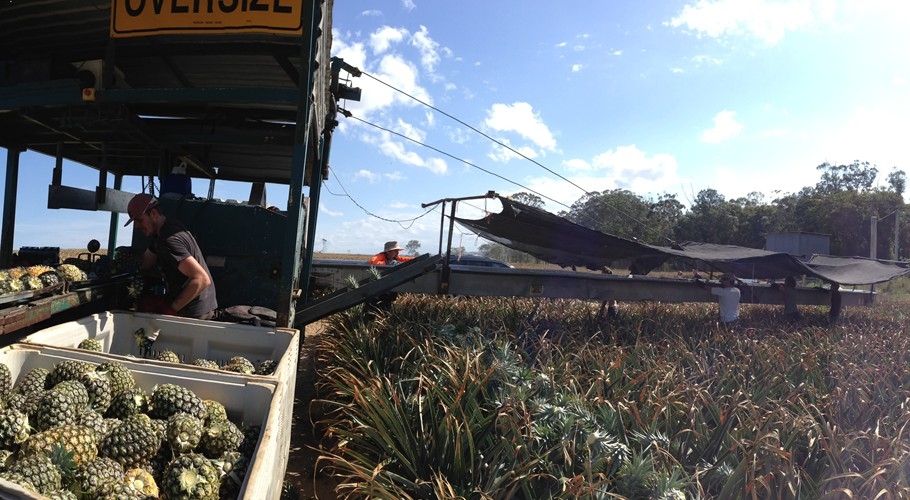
[
  {"x1": 0, "y1": 343, "x2": 290, "y2": 499},
  {"x1": 20, "y1": 311, "x2": 299, "y2": 387},
  {"x1": 0, "y1": 265, "x2": 87, "y2": 304}
]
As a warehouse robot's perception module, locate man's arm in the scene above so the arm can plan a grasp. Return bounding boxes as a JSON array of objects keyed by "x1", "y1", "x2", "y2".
[{"x1": 170, "y1": 256, "x2": 212, "y2": 312}]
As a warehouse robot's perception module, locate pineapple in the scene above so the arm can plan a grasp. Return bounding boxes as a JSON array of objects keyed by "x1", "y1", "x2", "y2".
[
  {"x1": 156, "y1": 350, "x2": 182, "y2": 364},
  {"x1": 221, "y1": 356, "x2": 255, "y2": 375},
  {"x1": 111, "y1": 246, "x2": 141, "y2": 275},
  {"x1": 38, "y1": 271, "x2": 61, "y2": 288},
  {"x1": 57, "y1": 264, "x2": 88, "y2": 282},
  {"x1": 20, "y1": 425, "x2": 99, "y2": 466},
  {"x1": 14, "y1": 367, "x2": 49, "y2": 395},
  {"x1": 20, "y1": 275, "x2": 44, "y2": 291},
  {"x1": 47, "y1": 360, "x2": 95, "y2": 388},
  {"x1": 105, "y1": 388, "x2": 148, "y2": 420},
  {"x1": 124, "y1": 467, "x2": 159, "y2": 497},
  {"x1": 43, "y1": 488, "x2": 79, "y2": 499},
  {"x1": 126, "y1": 276, "x2": 145, "y2": 300},
  {"x1": 255, "y1": 359, "x2": 279, "y2": 375},
  {"x1": 160, "y1": 453, "x2": 221, "y2": 500},
  {"x1": 94, "y1": 478, "x2": 149, "y2": 499},
  {"x1": 97, "y1": 361, "x2": 136, "y2": 396},
  {"x1": 238, "y1": 424, "x2": 261, "y2": 457},
  {"x1": 0, "y1": 408, "x2": 30, "y2": 449},
  {"x1": 75, "y1": 408, "x2": 108, "y2": 437},
  {"x1": 213, "y1": 451, "x2": 249, "y2": 499},
  {"x1": 167, "y1": 412, "x2": 204, "y2": 455},
  {"x1": 0, "y1": 449, "x2": 14, "y2": 470},
  {"x1": 148, "y1": 384, "x2": 208, "y2": 421},
  {"x1": 0, "y1": 361, "x2": 11, "y2": 400},
  {"x1": 99, "y1": 414, "x2": 162, "y2": 469},
  {"x1": 36, "y1": 380, "x2": 91, "y2": 431},
  {"x1": 199, "y1": 418, "x2": 243, "y2": 458},
  {"x1": 79, "y1": 370, "x2": 113, "y2": 413},
  {"x1": 7, "y1": 267, "x2": 27, "y2": 280},
  {"x1": 75, "y1": 456, "x2": 125, "y2": 494},
  {"x1": 202, "y1": 400, "x2": 228, "y2": 424},
  {"x1": 191, "y1": 359, "x2": 220, "y2": 370},
  {"x1": 5, "y1": 449, "x2": 64, "y2": 494},
  {"x1": 26, "y1": 265, "x2": 54, "y2": 278},
  {"x1": 6, "y1": 390, "x2": 44, "y2": 421},
  {"x1": 5, "y1": 278, "x2": 24, "y2": 293},
  {"x1": 77, "y1": 337, "x2": 103, "y2": 352}
]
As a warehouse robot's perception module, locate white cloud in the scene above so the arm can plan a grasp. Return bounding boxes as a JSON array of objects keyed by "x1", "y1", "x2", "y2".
[
  {"x1": 691, "y1": 54, "x2": 722, "y2": 66},
  {"x1": 613, "y1": 50, "x2": 623, "y2": 56},
  {"x1": 590, "y1": 145, "x2": 681, "y2": 192},
  {"x1": 318, "y1": 202, "x2": 344, "y2": 217},
  {"x1": 517, "y1": 145, "x2": 681, "y2": 212},
  {"x1": 401, "y1": 0, "x2": 416, "y2": 11},
  {"x1": 668, "y1": 0, "x2": 821, "y2": 45},
  {"x1": 370, "y1": 26, "x2": 407, "y2": 54},
  {"x1": 375, "y1": 132, "x2": 448, "y2": 175},
  {"x1": 361, "y1": 9, "x2": 382, "y2": 17},
  {"x1": 571, "y1": 64, "x2": 583, "y2": 72},
  {"x1": 488, "y1": 142, "x2": 538, "y2": 164},
  {"x1": 353, "y1": 169, "x2": 380, "y2": 183},
  {"x1": 671, "y1": 67, "x2": 684, "y2": 73},
  {"x1": 484, "y1": 102, "x2": 557, "y2": 152},
  {"x1": 702, "y1": 110, "x2": 743, "y2": 144},
  {"x1": 411, "y1": 25, "x2": 441, "y2": 74},
  {"x1": 563, "y1": 158, "x2": 592, "y2": 172}
]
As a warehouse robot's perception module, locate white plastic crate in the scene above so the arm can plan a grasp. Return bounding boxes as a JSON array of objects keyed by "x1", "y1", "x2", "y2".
[
  {"x1": 0, "y1": 343, "x2": 291, "y2": 500},
  {"x1": 22, "y1": 310, "x2": 299, "y2": 432},
  {"x1": 22, "y1": 310, "x2": 298, "y2": 383}
]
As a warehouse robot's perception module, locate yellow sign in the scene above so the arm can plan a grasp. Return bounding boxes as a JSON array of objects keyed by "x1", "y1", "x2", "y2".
[{"x1": 111, "y1": 0, "x2": 304, "y2": 38}]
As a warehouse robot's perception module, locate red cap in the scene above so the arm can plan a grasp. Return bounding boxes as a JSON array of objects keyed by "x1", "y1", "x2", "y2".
[{"x1": 124, "y1": 193, "x2": 158, "y2": 226}]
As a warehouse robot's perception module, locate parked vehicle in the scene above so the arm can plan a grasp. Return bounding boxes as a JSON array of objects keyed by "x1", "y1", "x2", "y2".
[{"x1": 448, "y1": 255, "x2": 514, "y2": 269}]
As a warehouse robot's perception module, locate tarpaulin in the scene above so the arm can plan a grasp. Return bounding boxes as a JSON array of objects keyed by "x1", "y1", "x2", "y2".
[{"x1": 455, "y1": 196, "x2": 910, "y2": 285}]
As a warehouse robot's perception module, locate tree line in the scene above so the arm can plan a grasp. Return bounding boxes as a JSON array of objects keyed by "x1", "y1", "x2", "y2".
[{"x1": 482, "y1": 161, "x2": 908, "y2": 261}]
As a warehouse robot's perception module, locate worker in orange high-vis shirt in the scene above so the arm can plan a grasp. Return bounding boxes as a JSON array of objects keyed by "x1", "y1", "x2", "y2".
[{"x1": 368, "y1": 241, "x2": 414, "y2": 266}]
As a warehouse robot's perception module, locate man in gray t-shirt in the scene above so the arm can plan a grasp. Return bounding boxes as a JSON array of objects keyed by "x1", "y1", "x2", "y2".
[{"x1": 125, "y1": 193, "x2": 218, "y2": 320}]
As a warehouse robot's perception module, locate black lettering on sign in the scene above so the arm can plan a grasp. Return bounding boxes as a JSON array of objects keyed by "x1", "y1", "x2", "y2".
[
  {"x1": 274, "y1": 0, "x2": 291, "y2": 14},
  {"x1": 249, "y1": 0, "x2": 267, "y2": 12},
  {"x1": 219, "y1": 0, "x2": 238, "y2": 13},
  {"x1": 123, "y1": 0, "x2": 144, "y2": 16},
  {"x1": 171, "y1": 0, "x2": 189, "y2": 14}
]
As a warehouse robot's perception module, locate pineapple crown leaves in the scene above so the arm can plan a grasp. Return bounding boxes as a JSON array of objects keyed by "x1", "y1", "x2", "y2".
[{"x1": 47, "y1": 443, "x2": 78, "y2": 484}]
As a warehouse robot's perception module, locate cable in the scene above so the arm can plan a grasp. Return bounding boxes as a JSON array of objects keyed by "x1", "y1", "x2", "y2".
[
  {"x1": 346, "y1": 112, "x2": 665, "y2": 241},
  {"x1": 347, "y1": 114, "x2": 571, "y2": 211},
  {"x1": 357, "y1": 70, "x2": 672, "y2": 243},
  {"x1": 324, "y1": 167, "x2": 438, "y2": 229}
]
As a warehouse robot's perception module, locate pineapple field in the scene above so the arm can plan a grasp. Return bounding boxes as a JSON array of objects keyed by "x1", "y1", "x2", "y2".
[{"x1": 303, "y1": 292, "x2": 910, "y2": 499}]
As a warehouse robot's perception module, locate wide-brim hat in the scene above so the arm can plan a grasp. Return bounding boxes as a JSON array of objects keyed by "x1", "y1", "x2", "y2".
[
  {"x1": 124, "y1": 193, "x2": 159, "y2": 226},
  {"x1": 383, "y1": 241, "x2": 405, "y2": 252}
]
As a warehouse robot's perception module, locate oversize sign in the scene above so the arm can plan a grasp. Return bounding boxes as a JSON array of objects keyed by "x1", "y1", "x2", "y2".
[{"x1": 111, "y1": 0, "x2": 304, "y2": 38}]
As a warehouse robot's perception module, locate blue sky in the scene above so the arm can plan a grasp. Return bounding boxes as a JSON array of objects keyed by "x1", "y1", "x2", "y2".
[{"x1": 2, "y1": 0, "x2": 909, "y2": 256}]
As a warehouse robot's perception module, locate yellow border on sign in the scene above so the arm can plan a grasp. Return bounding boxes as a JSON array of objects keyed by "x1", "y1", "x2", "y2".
[{"x1": 111, "y1": 0, "x2": 304, "y2": 38}]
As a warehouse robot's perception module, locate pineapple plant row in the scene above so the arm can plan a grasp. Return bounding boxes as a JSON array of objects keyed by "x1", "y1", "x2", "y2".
[{"x1": 0, "y1": 356, "x2": 262, "y2": 499}]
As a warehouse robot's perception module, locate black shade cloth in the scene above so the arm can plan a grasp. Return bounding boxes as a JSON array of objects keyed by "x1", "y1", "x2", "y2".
[{"x1": 455, "y1": 196, "x2": 910, "y2": 285}]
